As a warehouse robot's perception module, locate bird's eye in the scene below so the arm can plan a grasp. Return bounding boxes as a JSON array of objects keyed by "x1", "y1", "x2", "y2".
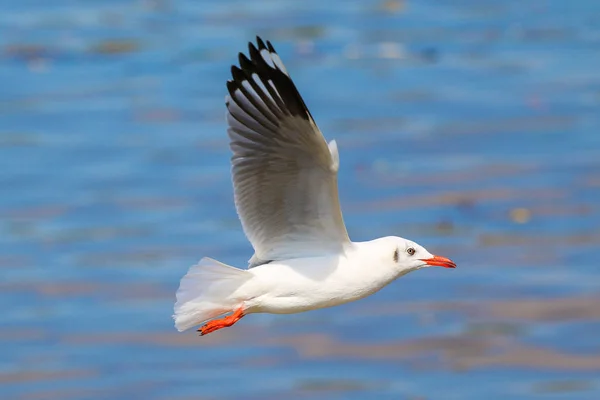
[{"x1": 407, "y1": 247, "x2": 416, "y2": 256}]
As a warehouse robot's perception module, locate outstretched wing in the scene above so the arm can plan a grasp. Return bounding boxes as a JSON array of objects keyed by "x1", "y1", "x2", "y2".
[{"x1": 226, "y1": 37, "x2": 349, "y2": 266}]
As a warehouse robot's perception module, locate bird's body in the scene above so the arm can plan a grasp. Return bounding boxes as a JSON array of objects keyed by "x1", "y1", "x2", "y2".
[
  {"x1": 240, "y1": 238, "x2": 413, "y2": 315},
  {"x1": 173, "y1": 37, "x2": 456, "y2": 335}
]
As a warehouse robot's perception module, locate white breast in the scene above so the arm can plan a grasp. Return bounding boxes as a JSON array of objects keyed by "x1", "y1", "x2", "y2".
[{"x1": 241, "y1": 245, "x2": 398, "y2": 315}]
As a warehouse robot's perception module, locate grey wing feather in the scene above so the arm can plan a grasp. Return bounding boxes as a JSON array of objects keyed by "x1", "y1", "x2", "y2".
[{"x1": 226, "y1": 37, "x2": 350, "y2": 266}]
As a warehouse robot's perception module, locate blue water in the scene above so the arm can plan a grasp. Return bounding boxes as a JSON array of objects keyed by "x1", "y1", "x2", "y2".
[{"x1": 2, "y1": 0, "x2": 600, "y2": 399}]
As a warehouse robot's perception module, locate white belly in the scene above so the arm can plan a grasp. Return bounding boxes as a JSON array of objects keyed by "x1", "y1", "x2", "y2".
[{"x1": 241, "y1": 253, "x2": 396, "y2": 315}]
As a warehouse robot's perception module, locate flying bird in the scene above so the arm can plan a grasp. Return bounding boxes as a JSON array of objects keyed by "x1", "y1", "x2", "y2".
[{"x1": 173, "y1": 37, "x2": 456, "y2": 336}]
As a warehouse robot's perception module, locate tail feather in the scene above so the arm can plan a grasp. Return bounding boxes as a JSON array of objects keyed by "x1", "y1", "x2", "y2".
[{"x1": 173, "y1": 257, "x2": 252, "y2": 332}]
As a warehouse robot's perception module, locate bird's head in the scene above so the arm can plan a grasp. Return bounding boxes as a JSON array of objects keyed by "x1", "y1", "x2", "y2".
[{"x1": 374, "y1": 236, "x2": 456, "y2": 275}]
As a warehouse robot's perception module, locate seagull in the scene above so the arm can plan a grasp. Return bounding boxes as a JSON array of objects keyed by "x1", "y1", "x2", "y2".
[{"x1": 173, "y1": 37, "x2": 456, "y2": 336}]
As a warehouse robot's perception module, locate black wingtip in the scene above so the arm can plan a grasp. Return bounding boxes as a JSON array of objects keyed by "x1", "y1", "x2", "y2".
[
  {"x1": 226, "y1": 79, "x2": 237, "y2": 95},
  {"x1": 256, "y1": 36, "x2": 267, "y2": 50},
  {"x1": 238, "y1": 52, "x2": 252, "y2": 71},
  {"x1": 248, "y1": 40, "x2": 261, "y2": 62},
  {"x1": 229, "y1": 36, "x2": 311, "y2": 122},
  {"x1": 231, "y1": 65, "x2": 246, "y2": 82},
  {"x1": 248, "y1": 40, "x2": 259, "y2": 57}
]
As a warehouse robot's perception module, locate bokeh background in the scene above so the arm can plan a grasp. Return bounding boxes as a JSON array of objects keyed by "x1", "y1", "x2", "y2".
[{"x1": 2, "y1": 0, "x2": 600, "y2": 399}]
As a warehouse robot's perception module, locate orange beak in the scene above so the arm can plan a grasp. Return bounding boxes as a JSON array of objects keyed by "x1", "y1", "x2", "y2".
[{"x1": 420, "y1": 255, "x2": 456, "y2": 269}]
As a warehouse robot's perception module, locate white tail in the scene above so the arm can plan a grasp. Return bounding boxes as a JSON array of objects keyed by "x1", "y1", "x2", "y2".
[{"x1": 173, "y1": 257, "x2": 253, "y2": 332}]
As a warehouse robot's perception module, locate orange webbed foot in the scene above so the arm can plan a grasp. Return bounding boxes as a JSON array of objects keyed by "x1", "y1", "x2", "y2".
[{"x1": 198, "y1": 307, "x2": 245, "y2": 336}]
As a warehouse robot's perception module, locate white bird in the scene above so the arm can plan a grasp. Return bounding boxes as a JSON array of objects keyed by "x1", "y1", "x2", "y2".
[{"x1": 173, "y1": 37, "x2": 456, "y2": 336}]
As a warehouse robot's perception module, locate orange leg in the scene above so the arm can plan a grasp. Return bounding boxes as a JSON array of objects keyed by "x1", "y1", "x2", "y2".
[{"x1": 198, "y1": 307, "x2": 245, "y2": 336}]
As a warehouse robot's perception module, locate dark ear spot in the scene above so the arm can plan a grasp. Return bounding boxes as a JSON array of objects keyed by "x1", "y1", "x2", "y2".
[{"x1": 393, "y1": 248, "x2": 399, "y2": 263}]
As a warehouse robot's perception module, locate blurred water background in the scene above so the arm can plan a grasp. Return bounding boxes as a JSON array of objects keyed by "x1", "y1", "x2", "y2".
[{"x1": 2, "y1": 0, "x2": 600, "y2": 399}]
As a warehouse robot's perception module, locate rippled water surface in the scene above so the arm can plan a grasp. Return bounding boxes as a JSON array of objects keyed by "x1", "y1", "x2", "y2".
[{"x1": 2, "y1": 0, "x2": 600, "y2": 399}]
